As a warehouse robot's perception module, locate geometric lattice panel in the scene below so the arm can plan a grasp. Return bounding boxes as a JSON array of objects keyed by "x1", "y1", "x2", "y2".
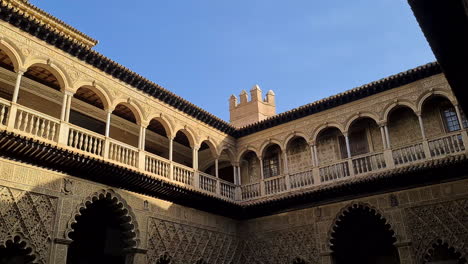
[
  {"x1": 236, "y1": 225, "x2": 319, "y2": 264},
  {"x1": 0, "y1": 186, "x2": 58, "y2": 264},
  {"x1": 148, "y1": 218, "x2": 240, "y2": 264},
  {"x1": 405, "y1": 198, "x2": 468, "y2": 262}
]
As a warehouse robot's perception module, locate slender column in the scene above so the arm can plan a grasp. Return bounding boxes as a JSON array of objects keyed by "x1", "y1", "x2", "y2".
[
  {"x1": 64, "y1": 92, "x2": 72, "y2": 122},
  {"x1": 192, "y1": 146, "x2": 199, "y2": 170},
  {"x1": 380, "y1": 125, "x2": 388, "y2": 149},
  {"x1": 313, "y1": 145, "x2": 319, "y2": 166},
  {"x1": 384, "y1": 125, "x2": 391, "y2": 148},
  {"x1": 259, "y1": 159, "x2": 264, "y2": 179},
  {"x1": 168, "y1": 138, "x2": 173, "y2": 161},
  {"x1": 282, "y1": 151, "x2": 289, "y2": 174},
  {"x1": 310, "y1": 143, "x2": 316, "y2": 167},
  {"x1": 215, "y1": 158, "x2": 219, "y2": 178},
  {"x1": 344, "y1": 132, "x2": 352, "y2": 159},
  {"x1": 416, "y1": 113, "x2": 426, "y2": 139},
  {"x1": 237, "y1": 166, "x2": 241, "y2": 185},
  {"x1": 455, "y1": 104, "x2": 465, "y2": 129},
  {"x1": 168, "y1": 138, "x2": 174, "y2": 180},
  {"x1": 232, "y1": 166, "x2": 237, "y2": 184},
  {"x1": 105, "y1": 111, "x2": 112, "y2": 137},
  {"x1": 11, "y1": 70, "x2": 24, "y2": 103},
  {"x1": 138, "y1": 126, "x2": 146, "y2": 150},
  {"x1": 59, "y1": 93, "x2": 68, "y2": 121}
]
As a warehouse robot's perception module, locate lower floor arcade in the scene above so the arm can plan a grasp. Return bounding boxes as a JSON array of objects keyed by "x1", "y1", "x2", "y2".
[{"x1": 0, "y1": 157, "x2": 466, "y2": 264}]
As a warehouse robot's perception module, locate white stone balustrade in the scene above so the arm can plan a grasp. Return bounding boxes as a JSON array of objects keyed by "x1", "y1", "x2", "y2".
[
  {"x1": 2, "y1": 102, "x2": 468, "y2": 202},
  {"x1": 392, "y1": 142, "x2": 426, "y2": 166}
]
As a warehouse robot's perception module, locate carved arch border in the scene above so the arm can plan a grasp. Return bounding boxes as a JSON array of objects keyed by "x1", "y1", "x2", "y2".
[
  {"x1": 327, "y1": 201, "x2": 399, "y2": 250},
  {"x1": 0, "y1": 232, "x2": 40, "y2": 264},
  {"x1": 64, "y1": 189, "x2": 141, "y2": 248},
  {"x1": 420, "y1": 238, "x2": 467, "y2": 263}
]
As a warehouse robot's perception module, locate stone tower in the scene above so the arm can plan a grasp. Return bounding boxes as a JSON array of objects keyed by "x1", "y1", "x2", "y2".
[{"x1": 229, "y1": 85, "x2": 276, "y2": 128}]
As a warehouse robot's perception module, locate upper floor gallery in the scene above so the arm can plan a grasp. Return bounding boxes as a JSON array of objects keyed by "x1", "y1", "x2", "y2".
[{"x1": 0, "y1": 11, "x2": 465, "y2": 203}]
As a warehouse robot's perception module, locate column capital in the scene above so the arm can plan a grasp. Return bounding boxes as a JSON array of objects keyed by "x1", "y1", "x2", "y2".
[
  {"x1": 16, "y1": 69, "x2": 25, "y2": 75},
  {"x1": 378, "y1": 121, "x2": 387, "y2": 127},
  {"x1": 415, "y1": 111, "x2": 422, "y2": 117},
  {"x1": 140, "y1": 122, "x2": 149, "y2": 129},
  {"x1": 64, "y1": 89, "x2": 75, "y2": 96}
]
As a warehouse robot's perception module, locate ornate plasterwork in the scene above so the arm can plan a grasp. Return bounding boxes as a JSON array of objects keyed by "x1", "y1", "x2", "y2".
[
  {"x1": 147, "y1": 217, "x2": 239, "y2": 264},
  {"x1": 237, "y1": 225, "x2": 319, "y2": 264},
  {"x1": 405, "y1": 198, "x2": 468, "y2": 263},
  {"x1": 0, "y1": 186, "x2": 58, "y2": 264}
]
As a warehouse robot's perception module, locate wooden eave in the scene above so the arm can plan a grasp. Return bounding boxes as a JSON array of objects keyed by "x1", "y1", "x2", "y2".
[{"x1": 1, "y1": 130, "x2": 467, "y2": 220}]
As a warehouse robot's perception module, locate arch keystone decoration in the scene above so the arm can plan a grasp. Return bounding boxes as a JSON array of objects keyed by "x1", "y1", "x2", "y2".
[{"x1": 65, "y1": 189, "x2": 140, "y2": 248}]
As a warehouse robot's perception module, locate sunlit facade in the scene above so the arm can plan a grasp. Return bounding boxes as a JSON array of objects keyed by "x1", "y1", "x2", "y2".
[{"x1": 0, "y1": 1, "x2": 466, "y2": 263}]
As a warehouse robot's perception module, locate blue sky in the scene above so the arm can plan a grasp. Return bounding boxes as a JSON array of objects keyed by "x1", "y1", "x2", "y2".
[{"x1": 32, "y1": 0, "x2": 435, "y2": 121}]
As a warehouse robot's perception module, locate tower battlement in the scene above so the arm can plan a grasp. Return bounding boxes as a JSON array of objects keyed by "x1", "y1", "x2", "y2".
[{"x1": 229, "y1": 85, "x2": 276, "y2": 128}]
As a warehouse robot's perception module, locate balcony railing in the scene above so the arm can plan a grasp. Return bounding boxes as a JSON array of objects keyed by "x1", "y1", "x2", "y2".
[{"x1": 1, "y1": 102, "x2": 468, "y2": 202}]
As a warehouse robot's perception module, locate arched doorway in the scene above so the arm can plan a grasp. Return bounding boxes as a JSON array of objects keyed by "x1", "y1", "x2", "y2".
[
  {"x1": 0, "y1": 236, "x2": 36, "y2": 264},
  {"x1": 424, "y1": 240, "x2": 467, "y2": 264},
  {"x1": 330, "y1": 204, "x2": 400, "y2": 264},
  {"x1": 67, "y1": 192, "x2": 138, "y2": 264}
]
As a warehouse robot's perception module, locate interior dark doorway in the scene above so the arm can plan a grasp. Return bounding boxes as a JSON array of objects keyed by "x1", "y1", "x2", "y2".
[
  {"x1": 67, "y1": 197, "x2": 135, "y2": 264},
  {"x1": 330, "y1": 205, "x2": 400, "y2": 264},
  {"x1": 0, "y1": 236, "x2": 36, "y2": 264}
]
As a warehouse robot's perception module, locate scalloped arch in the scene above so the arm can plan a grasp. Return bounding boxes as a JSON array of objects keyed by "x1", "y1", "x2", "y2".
[
  {"x1": 65, "y1": 189, "x2": 140, "y2": 248},
  {"x1": 0, "y1": 233, "x2": 39, "y2": 264},
  {"x1": 421, "y1": 238, "x2": 467, "y2": 263},
  {"x1": 328, "y1": 201, "x2": 398, "y2": 250}
]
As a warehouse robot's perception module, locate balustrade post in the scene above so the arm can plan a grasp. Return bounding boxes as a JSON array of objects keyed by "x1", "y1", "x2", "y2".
[
  {"x1": 347, "y1": 159, "x2": 355, "y2": 177},
  {"x1": 422, "y1": 140, "x2": 432, "y2": 159},
  {"x1": 57, "y1": 122, "x2": 70, "y2": 146},
  {"x1": 193, "y1": 170, "x2": 200, "y2": 189},
  {"x1": 312, "y1": 167, "x2": 320, "y2": 185},
  {"x1": 6, "y1": 103, "x2": 17, "y2": 129},
  {"x1": 103, "y1": 137, "x2": 110, "y2": 159},
  {"x1": 11, "y1": 70, "x2": 24, "y2": 104},
  {"x1": 383, "y1": 149, "x2": 396, "y2": 169}
]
